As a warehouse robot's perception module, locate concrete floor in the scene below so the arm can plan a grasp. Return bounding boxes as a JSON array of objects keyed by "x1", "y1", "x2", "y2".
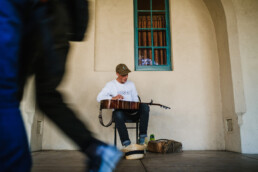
[{"x1": 32, "y1": 150, "x2": 258, "y2": 172}]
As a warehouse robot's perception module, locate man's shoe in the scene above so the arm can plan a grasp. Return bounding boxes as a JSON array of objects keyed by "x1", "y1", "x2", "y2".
[{"x1": 88, "y1": 144, "x2": 122, "y2": 172}]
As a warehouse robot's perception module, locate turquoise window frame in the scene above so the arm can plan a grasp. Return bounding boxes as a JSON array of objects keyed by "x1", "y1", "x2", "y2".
[{"x1": 134, "y1": 0, "x2": 172, "y2": 71}]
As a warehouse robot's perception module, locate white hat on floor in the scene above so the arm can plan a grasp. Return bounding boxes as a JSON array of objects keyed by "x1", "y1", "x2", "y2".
[{"x1": 121, "y1": 144, "x2": 145, "y2": 160}]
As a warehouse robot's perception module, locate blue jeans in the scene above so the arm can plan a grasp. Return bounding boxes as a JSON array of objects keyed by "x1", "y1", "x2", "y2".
[
  {"x1": 0, "y1": 0, "x2": 33, "y2": 171},
  {"x1": 113, "y1": 104, "x2": 150, "y2": 146}
]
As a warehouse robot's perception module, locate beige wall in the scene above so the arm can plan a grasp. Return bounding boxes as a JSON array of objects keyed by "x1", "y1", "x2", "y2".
[
  {"x1": 204, "y1": 0, "x2": 242, "y2": 152},
  {"x1": 21, "y1": 76, "x2": 44, "y2": 151},
  {"x1": 21, "y1": 76, "x2": 36, "y2": 146},
  {"x1": 232, "y1": 0, "x2": 258, "y2": 154},
  {"x1": 94, "y1": 0, "x2": 134, "y2": 71},
  {"x1": 40, "y1": 0, "x2": 225, "y2": 150}
]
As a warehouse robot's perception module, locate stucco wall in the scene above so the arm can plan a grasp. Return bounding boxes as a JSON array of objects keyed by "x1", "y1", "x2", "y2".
[
  {"x1": 232, "y1": 0, "x2": 258, "y2": 154},
  {"x1": 204, "y1": 0, "x2": 242, "y2": 152},
  {"x1": 20, "y1": 76, "x2": 36, "y2": 146},
  {"x1": 21, "y1": 76, "x2": 45, "y2": 151},
  {"x1": 41, "y1": 0, "x2": 225, "y2": 150}
]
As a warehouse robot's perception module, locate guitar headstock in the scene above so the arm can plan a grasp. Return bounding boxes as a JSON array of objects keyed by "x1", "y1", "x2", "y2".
[
  {"x1": 160, "y1": 105, "x2": 171, "y2": 109},
  {"x1": 147, "y1": 100, "x2": 171, "y2": 110}
]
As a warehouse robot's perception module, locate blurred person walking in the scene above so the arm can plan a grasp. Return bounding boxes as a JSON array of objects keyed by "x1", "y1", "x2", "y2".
[{"x1": 0, "y1": 0, "x2": 122, "y2": 171}]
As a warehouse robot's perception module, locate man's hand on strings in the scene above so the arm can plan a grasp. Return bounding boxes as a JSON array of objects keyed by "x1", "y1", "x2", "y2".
[{"x1": 112, "y1": 94, "x2": 124, "y2": 100}]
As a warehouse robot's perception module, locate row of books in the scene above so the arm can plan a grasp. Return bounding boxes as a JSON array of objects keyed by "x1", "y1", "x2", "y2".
[
  {"x1": 138, "y1": 15, "x2": 166, "y2": 28},
  {"x1": 138, "y1": 15, "x2": 167, "y2": 66}
]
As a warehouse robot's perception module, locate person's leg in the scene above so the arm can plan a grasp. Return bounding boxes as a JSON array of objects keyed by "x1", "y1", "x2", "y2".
[
  {"x1": 138, "y1": 104, "x2": 150, "y2": 144},
  {"x1": 113, "y1": 110, "x2": 131, "y2": 146},
  {"x1": 0, "y1": 109, "x2": 32, "y2": 172},
  {"x1": 31, "y1": 0, "x2": 95, "y2": 151},
  {"x1": 0, "y1": 0, "x2": 32, "y2": 171}
]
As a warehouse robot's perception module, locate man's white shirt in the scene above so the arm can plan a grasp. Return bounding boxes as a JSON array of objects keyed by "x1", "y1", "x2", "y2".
[{"x1": 97, "y1": 80, "x2": 139, "y2": 102}]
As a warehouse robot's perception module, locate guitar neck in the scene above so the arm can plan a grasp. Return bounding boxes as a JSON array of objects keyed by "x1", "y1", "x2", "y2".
[
  {"x1": 142, "y1": 102, "x2": 161, "y2": 106},
  {"x1": 141, "y1": 102, "x2": 171, "y2": 109}
]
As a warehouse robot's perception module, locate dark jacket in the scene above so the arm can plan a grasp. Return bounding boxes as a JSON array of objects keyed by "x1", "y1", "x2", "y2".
[{"x1": 64, "y1": 0, "x2": 89, "y2": 41}]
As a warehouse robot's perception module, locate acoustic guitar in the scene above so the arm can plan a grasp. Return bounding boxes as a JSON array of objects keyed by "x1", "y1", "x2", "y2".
[
  {"x1": 100, "y1": 99, "x2": 171, "y2": 110},
  {"x1": 99, "y1": 99, "x2": 171, "y2": 127}
]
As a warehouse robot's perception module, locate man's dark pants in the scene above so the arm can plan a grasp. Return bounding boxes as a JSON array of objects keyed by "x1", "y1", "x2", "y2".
[{"x1": 113, "y1": 104, "x2": 150, "y2": 146}]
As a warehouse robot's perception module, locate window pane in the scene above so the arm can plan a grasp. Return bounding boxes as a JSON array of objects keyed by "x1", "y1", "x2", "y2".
[
  {"x1": 135, "y1": 0, "x2": 171, "y2": 71},
  {"x1": 138, "y1": 30, "x2": 152, "y2": 46},
  {"x1": 138, "y1": 48, "x2": 152, "y2": 66},
  {"x1": 154, "y1": 49, "x2": 167, "y2": 65},
  {"x1": 152, "y1": 0, "x2": 165, "y2": 10},
  {"x1": 153, "y1": 30, "x2": 166, "y2": 46},
  {"x1": 138, "y1": 0, "x2": 150, "y2": 10},
  {"x1": 138, "y1": 12, "x2": 151, "y2": 28},
  {"x1": 152, "y1": 13, "x2": 166, "y2": 28}
]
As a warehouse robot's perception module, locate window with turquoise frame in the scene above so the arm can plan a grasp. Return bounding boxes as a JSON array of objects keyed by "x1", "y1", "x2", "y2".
[{"x1": 134, "y1": 0, "x2": 172, "y2": 71}]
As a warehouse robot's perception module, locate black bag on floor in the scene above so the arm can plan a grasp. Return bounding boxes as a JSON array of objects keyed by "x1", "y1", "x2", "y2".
[{"x1": 147, "y1": 139, "x2": 182, "y2": 153}]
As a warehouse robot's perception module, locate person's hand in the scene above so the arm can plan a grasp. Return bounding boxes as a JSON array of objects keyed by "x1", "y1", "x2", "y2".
[{"x1": 112, "y1": 94, "x2": 124, "y2": 100}]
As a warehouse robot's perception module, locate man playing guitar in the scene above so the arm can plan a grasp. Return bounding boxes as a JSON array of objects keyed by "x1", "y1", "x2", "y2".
[{"x1": 97, "y1": 64, "x2": 150, "y2": 151}]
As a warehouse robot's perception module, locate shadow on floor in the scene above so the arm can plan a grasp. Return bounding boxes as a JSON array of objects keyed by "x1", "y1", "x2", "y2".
[{"x1": 32, "y1": 150, "x2": 258, "y2": 172}]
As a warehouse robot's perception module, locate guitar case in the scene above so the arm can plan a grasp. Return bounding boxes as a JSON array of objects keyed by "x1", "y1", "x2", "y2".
[{"x1": 147, "y1": 139, "x2": 182, "y2": 153}]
